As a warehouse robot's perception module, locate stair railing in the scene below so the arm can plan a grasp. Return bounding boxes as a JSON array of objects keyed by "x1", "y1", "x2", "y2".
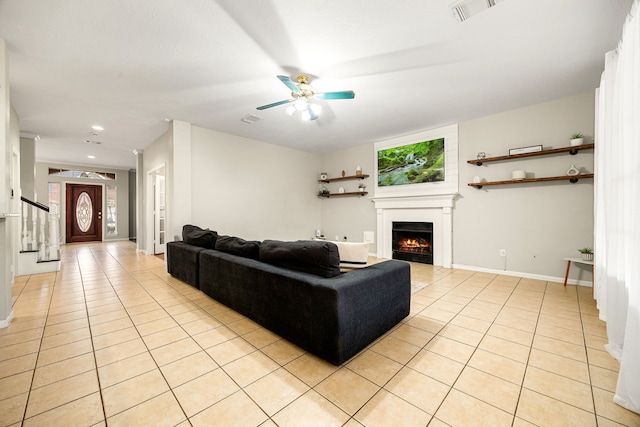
[{"x1": 20, "y1": 197, "x2": 61, "y2": 262}]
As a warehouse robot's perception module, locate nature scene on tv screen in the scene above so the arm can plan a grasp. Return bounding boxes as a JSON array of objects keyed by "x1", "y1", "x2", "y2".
[{"x1": 377, "y1": 138, "x2": 445, "y2": 186}]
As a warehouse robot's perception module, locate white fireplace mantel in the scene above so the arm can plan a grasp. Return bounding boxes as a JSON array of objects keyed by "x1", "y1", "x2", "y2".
[{"x1": 372, "y1": 193, "x2": 458, "y2": 268}]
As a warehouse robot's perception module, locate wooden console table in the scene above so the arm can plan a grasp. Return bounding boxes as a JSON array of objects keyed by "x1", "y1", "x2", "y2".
[{"x1": 563, "y1": 257, "x2": 594, "y2": 295}]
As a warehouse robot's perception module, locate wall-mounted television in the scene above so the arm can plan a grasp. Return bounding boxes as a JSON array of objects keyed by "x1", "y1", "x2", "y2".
[{"x1": 377, "y1": 138, "x2": 445, "y2": 187}]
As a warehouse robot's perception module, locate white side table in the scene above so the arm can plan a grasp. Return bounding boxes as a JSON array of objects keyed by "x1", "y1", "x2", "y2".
[{"x1": 563, "y1": 257, "x2": 594, "y2": 294}]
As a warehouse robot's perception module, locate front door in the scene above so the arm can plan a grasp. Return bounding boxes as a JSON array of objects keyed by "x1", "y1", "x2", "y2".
[{"x1": 66, "y1": 184, "x2": 102, "y2": 243}]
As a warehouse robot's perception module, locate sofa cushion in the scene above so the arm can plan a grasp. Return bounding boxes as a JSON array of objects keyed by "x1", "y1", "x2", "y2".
[
  {"x1": 215, "y1": 235, "x2": 261, "y2": 260},
  {"x1": 259, "y1": 240, "x2": 340, "y2": 278},
  {"x1": 166, "y1": 241, "x2": 205, "y2": 289},
  {"x1": 182, "y1": 224, "x2": 218, "y2": 249}
]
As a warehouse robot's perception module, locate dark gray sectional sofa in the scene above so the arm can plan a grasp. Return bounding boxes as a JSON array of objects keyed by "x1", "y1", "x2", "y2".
[{"x1": 166, "y1": 225, "x2": 411, "y2": 365}]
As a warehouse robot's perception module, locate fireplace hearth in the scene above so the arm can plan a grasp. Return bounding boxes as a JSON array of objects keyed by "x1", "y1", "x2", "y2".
[{"x1": 392, "y1": 221, "x2": 433, "y2": 264}]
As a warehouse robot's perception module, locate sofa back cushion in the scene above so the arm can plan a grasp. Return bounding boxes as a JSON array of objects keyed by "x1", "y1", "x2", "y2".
[
  {"x1": 259, "y1": 240, "x2": 340, "y2": 278},
  {"x1": 215, "y1": 235, "x2": 261, "y2": 260},
  {"x1": 182, "y1": 224, "x2": 218, "y2": 249}
]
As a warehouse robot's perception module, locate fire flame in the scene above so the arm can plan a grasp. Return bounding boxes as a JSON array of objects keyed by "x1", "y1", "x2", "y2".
[{"x1": 398, "y1": 238, "x2": 432, "y2": 253}]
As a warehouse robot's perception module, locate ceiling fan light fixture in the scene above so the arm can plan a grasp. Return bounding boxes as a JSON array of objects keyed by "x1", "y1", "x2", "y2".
[
  {"x1": 294, "y1": 98, "x2": 307, "y2": 111},
  {"x1": 257, "y1": 75, "x2": 353, "y2": 122}
]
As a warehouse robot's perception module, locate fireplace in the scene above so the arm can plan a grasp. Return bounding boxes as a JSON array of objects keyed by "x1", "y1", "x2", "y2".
[{"x1": 392, "y1": 221, "x2": 433, "y2": 264}]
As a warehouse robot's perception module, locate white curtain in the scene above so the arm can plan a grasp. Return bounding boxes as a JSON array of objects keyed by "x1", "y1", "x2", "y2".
[{"x1": 595, "y1": 0, "x2": 640, "y2": 414}]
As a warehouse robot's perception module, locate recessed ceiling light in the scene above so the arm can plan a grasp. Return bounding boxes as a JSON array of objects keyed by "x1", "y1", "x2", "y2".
[
  {"x1": 91, "y1": 125, "x2": 104, "y2": 131},
  {"x1": 87, "y1": 155, "x2": 96, "y2": 159}
]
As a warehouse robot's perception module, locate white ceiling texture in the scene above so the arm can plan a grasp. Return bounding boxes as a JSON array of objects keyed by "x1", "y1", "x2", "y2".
[{"x1": 0, "y1": 0, "x2": 632, "y2": 170}]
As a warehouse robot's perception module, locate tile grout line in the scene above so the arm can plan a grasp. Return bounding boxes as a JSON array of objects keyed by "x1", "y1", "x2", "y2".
[
  {"x1": 510, "y1": 279, "x2": 549, "y2": 427},
  {"x1": 91, "y1": 243, "x2": 273, "y2": 425},
  {"x1": 18, "y1": 272, "x2": 56, "y2": 425},
  {"x1": 8, "y1": 245, "x2": 625, "y2": 426},
  {"x1": 86, "y1": 243, "x2": 194, "y2": 424},
  {"x1": 416, "y1": 274, "x2": 526, "y2": 424},
  {"x1": 331, "y1": 272, "x2": 525, "y2": 424}
]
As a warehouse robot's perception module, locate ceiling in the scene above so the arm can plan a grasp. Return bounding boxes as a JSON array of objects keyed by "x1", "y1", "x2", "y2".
[{"x1": 0, "y1": 0, "x2": 632, "y2": 170}]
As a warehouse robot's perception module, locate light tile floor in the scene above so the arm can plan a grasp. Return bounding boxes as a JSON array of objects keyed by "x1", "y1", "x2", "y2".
[{"x1": 1, "y1": 241, "x2": 639, "y2": 426}]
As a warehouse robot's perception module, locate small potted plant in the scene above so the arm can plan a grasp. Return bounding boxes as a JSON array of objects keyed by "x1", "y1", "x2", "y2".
[
  {"x1": 578, "y1": 247, "x2": 593, "y2": 261},
  {"x1": 570, "y1": 132, "x2": 584, "y2": 146}
]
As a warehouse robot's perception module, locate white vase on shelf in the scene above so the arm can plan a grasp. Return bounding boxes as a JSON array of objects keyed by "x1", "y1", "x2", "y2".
[
  {"x1": 566, "y1": 165, "x2": 580, "y2": 176},
  {"x1": 570, "y1": 138, "x2": 584, "y2": 146}
]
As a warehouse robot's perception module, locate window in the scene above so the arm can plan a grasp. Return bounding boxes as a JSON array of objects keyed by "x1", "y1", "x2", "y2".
[
  {"x1": 106, "y1": 185, "x2": 117, "y2": 235},
  {"x1": 48, "y1": 182, "x2": 60, "y2": 207},
  {"x1": 48, "y1": 168, "x2": 115, "y2": 180}
]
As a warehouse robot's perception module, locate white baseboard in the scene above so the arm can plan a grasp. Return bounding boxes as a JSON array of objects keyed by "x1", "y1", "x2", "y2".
[
  {"x1": 452, "y1": 263, "x2": 593, "y2": 287},
  {"x1": 0, "y1": 311, "x2": 15, "y2": 329}
]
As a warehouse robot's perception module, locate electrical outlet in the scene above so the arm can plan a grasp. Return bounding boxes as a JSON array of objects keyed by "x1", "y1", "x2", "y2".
[{"x1": 500, "y1": 249, "x2": 506, "y2": 257}]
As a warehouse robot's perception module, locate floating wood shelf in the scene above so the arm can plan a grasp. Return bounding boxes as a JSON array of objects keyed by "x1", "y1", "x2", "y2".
[
  {"x1": 318, "y1": 191, "x2": 368, "y2": 198},
  {"x1": 468, "y1": 144, "x2": 594, "y2": 166},
  {"x1": 468, "y1": 174, "x2": 594, "y2": 189},
  {"x1": 319, "y1": 174, "x2": 369, "y2": 183}
]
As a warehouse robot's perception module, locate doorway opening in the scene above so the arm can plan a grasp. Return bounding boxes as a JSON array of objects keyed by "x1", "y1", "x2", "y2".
[{"x1": 147, "y1": 166, "x2": 166, "y2": 255}]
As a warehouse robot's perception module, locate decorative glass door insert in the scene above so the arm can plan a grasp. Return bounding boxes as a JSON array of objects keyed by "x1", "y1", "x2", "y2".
[{"x1": 76, "y1": 191, "x2": 93, "y2": 232}]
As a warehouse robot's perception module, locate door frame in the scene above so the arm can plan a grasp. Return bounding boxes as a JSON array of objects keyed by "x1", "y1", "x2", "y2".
[
  {"x1": 10, "y1": 146, "x2": 20, "y2": 281},
  {"x1": 63, "y1": 182, "x2": 105, "y2": 243},
  {"x1": 153, "y1": 174, "x2": 166, "y2": 254},
  {"x1": 146, "y1": 164, "x2": 166, "y2": 255}
]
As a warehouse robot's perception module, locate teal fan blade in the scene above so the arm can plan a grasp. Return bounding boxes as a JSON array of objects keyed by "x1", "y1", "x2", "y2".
[
  {"x1": 277, "y1": 75, "x2": 301, "y2": 93},
  {"x1": 306, "y1": 103, "x2": 318, "y2": 121},
  {"x1": 257, "y1": 75, "x2": 355, "y2": 113},
  {"x1": 256, "y1": 99, "x2": 293, "y2": 110},
  {"x1": 315, "y1": 91, "x2": 355, "y2": 100}
]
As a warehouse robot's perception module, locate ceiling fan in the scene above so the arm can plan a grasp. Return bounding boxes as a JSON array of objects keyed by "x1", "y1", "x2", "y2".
[{"x1": 257, "y1": 75, "x2": 355, "y2": 121}]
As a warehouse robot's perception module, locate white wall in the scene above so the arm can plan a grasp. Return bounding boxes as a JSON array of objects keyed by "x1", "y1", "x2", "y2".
[
  {"x1": 190, "y1": 126, "x2": 321, "y2": 241},
  {"x1": 137, "y1": 93, "x2": 594, "y2": 284},
  {"x1": 20, "y1": 137, "x2": 35, "y2": 200},
  {"x1": 319, "y1": 144, "x2": 376, "y2": 245},
  {"x1": 169, "y1": 120, "x2": 191, "y2": 242},
  {"x1": 0, "y1": 39, "x2": 17, "y2": 327},
  {"x1": 318, "y1": 92, "x2": 595, "y2": 283},
  {"x1": 141, "y1": 128, "x2": 172, "y2": 253},
  {"x1": 454, "y1": 92, "x2": 595, "y2": 281}
]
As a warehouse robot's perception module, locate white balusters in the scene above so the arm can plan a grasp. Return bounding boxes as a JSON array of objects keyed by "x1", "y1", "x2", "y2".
[
  {"x1": 48, "y1": 203, "x2": 60, "y2": 259},
  {"x1": 21, "y1": 201, "x2": 28, "y2": 251},
  {"x1": 38, "y1": 209, "x2": 46, "y2": 260},
  {"x1": 31, "y1": 204, "x2": 37, "y2": 250},
  {"x1": 19, "y1": 199, "x2": 61, "y2": 262}
]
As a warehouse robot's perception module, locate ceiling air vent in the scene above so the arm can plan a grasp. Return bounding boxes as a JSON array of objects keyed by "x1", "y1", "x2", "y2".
[
  {"x1": 241, "y1": 114, "x2": 261, "y2": 124},
  {"x1": 451, "y1": 0, "x2": 502, "y2": 23}
]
